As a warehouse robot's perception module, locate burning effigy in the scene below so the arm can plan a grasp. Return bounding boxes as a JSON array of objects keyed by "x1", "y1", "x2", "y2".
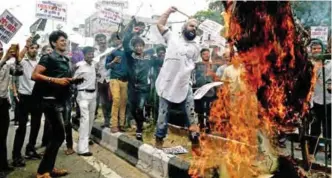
[{"x1": 189, "y1": 1, "x2": 315, "y2": 178}]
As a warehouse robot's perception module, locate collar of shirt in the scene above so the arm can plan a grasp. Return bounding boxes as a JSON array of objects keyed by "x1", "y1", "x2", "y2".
[{"x1": 52, "y1": 51, "x2": 69, "y2": 62}]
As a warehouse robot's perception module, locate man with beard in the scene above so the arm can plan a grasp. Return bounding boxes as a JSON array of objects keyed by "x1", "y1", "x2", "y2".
[
  {"x1": 95, "y1": 34, "x2": 112, "y2": 129},
  {"x1": 12, "y1": 42, "x2": 43, "y2": 167},
  {"x1": 32, "y1": 30, "x2": 76, "y2": 178},
  {"x1": 154, "y1": 7, "x2": 200, "y2": 151}
]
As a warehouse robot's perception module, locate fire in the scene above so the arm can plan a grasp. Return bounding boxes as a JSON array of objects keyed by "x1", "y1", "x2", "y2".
[{"x1": 189, "y1": 1, "x2": 314, "y2": 178}]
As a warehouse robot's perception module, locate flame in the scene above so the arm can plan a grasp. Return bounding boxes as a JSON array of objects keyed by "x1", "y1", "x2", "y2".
[{"x1": 190, "y1": 2, "x2": 315, "y2": 178}]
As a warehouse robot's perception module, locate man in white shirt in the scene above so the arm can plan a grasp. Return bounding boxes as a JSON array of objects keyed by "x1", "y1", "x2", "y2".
[
  {"x1": 12, "y1": 43, "x2": 43, "y2": 167},
  {"x1": 75, "y1": 47, "x2": 97, "y2": 156},
  {"x1": 94, "y1": 34, "x2": 112, "y2": 128},
  {"x1": 155, "y1": 7, "x2": 200, "y2": 151}
]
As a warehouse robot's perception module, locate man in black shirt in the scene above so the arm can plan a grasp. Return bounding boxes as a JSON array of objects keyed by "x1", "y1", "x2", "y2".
[{"x1": 32, "y1": 30, "x2": 74, "y2": 178}]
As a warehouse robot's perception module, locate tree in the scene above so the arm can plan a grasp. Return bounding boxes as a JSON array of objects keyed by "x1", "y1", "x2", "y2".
[
  {"x1": 194, "y1": 9, "x2": 223, "y2": 24},
  {"x1": 291, "y1": 1, "x2": 331, "y2": 27}
]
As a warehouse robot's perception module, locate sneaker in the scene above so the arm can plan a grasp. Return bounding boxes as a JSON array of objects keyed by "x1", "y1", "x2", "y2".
[
  {"x1": 12, "y1": 158, "x2": 26, "y2": 167},
  {"x1": 25, "y1": 150, "x2": 42, "y2": 160},
  {"x1": 89, "y1": 140, "x2": 94, "y2": 145},
  {"x1": 155, "y1": 137, "x2": 164, "y2": 149},
  {"x1": 136, "y1": 133, "x2": 143, "y2": 141},
  {"x1": 118, "y1": 126, "x2": 126, "y2": 132}
]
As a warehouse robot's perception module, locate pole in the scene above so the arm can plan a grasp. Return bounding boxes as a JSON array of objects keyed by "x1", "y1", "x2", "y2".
[{"x1": 321, "y1": 58, "x2": 328, "y2": 177}]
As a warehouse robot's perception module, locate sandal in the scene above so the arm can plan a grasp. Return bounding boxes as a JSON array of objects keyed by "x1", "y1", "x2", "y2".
[
  {"x1": 36, "y1": 172, "x2": 52, "y2": 178},
  {"x1": 64, "y1": 149, "x2": 75, "y2": 155},
  {"x1": 51, "y1": 168, "x2": 68, "y2": 177}
]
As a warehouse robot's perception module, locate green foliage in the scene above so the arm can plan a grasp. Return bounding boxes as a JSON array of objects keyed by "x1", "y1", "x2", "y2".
[
  {"x1": 194, "y1": 9, "x2": 223, "y2": 24},
  {"x1": 291, "y1": 1, "x2": 331, "y2": 27}
]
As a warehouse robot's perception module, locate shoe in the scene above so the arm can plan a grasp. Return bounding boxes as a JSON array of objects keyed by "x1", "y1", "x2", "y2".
[
  {"x1": 25, "y1": 150, "x2": 42, "y2": 160},
  {"x1": 101, "y1": 124, "x2": 110, "y2": 129},
  {"x1": 26, "y1": 122, "x2": 31, "y2": 127},
  {"x1": 155, "y1": 137, "x2": 164, "y2": 149},
  {"x1": 118, "y1": 126, "x2": 126, "y2": 132},
  {"x1": 78, "y1": 152, "x2": 93, "y2": 157},
  {"x1": 12, "y1": 158, "x2": 26, "y2": 167},
  {"x1": 51, "y1": 168, "x2": 68, "y2": 177},
  {"x1": 89, "y1": 140, "x2": 94, "y2": 145},
  {"x1": 14, "y1": 122, "x2": 19, "y2": 126},
  {"x1": 110, "y1": 127, "x2": 119, "y2": 133},
  {"x1": 136, "y1": 133, "x2": 143, "y2": 141},
  {"x1": 36, "y1": 172, "x2": 52, "y2": 178},
  {"x1": 64, "y1": 148, "x2": 75, "y2": 155}
]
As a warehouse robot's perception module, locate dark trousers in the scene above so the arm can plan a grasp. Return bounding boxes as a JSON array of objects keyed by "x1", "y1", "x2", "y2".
[
  {"x1": 37, "y1": 99, "x2": 66, "y2": 174},
  {"x1": 0, "y1": 98, "x2": 10, "y2": 170},
  {"x1": 12, "y1": 94, "x2": 42, "y2": 159},
  {"x1": 96, "y1": 82, "x2": 112, "y2": 125},
  {"x1": 128, "y1": 89, "x2": 148, "y2": 133},
  {"x1": 41, "y1": 100, "x2": 73, "y2": 149},
  {"x1": 13, "y1": 98, "x2": 19, "y2": 123},
  {"x1": 194, "y1": 96, "x2": 214, "y2": 130},
  {"x1": 309, "y1": 103, "x2": 332, "y2": 155}
]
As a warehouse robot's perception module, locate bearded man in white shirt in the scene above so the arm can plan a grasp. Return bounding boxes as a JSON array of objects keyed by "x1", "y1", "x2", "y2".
[{"x1": 154, "y1": 7, "x2": 200, "y2": 152}]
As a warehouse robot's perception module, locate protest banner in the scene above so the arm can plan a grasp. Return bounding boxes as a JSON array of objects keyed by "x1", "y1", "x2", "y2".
[
  {"x1": 194, "y1": 82, "x2": 223, "y2": 100},
  {"x1": 0, "y1": 10, "x2": 22, "y2": 44},
  {"x1": 95, "y1": 0, "x2": 128, "y2": 10},
  {"x1": 311, "y1": 26, "x2": 329, "y2": 44},
  {"x1": 199, "y1": 19, "x2": 223, "y2": 35},
  {"x1": 98, "y1": 7, "x2": 123, "y2": 25},
  {"x1": 30, "y1": 18, "x2": 47, "y2": 33},
  {"x1": 36, "y1": 0, "x2": 67, "y2": 22}
]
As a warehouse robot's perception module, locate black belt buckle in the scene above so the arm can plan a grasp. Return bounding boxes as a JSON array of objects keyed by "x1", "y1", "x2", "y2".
[{"x1": 78, "y1": 89, "x2": 95, "y2": 93}]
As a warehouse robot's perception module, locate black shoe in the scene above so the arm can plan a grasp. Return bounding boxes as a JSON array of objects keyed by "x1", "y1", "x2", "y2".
[
  {"x1": 136, "y1": 133, "x2": 143, "y2": 141},
  {"x1": 25, "y1": 150, "x2": 42, "y2": 160},
  {"x1": 89, "y1": 140, "x2": 94, "y2": 145},
  {"x1": 78, "y1": 152, "x2": 93, "y2": 157},
  {"x1": 0, "y1": 165, "x2": 14, "y2": 172},
  {"x1": 14, "y1": 122, "x2": 19, "y2": 126},
  {"x1": 12, "y1": 158, "x2": 25, "y2": 167}
]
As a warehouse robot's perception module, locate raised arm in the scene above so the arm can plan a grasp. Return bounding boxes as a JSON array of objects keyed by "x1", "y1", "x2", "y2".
[
  {"x1": 19, "y1": 37, "x2": 33, "y2": 61},
  {"x1": 157, "y1": 7, "x2": 177, "y2": 35}
]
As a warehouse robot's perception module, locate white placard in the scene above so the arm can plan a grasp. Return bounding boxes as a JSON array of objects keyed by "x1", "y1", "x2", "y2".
[
  {"x1": 194, "y1": 82, "x2": 223, "y2": 100},
  {"x1": 98, "y1": 7, "x2": 122, "y2": 25},
  {"x1": 36, "y1": 0, "x2": 67, "y2": 22},
  {"x1": 0, "y1": 10, "x2": 22, "y2": 44},
  {"x1": 311, "y1": 26, "x2": 329, "y2": 44},
  {"x1": 95, "y1": 0, "x2": 128, "y2": 9},
  {"x1": 199, "y1": 19, "x2": 223, "y2": 35},
  {"x1": 163, "y1": 146, "x2": 188, "y2": 155}
]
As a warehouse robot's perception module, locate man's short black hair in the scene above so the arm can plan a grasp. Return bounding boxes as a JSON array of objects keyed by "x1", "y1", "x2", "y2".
[
  {"x1": 131, "y1": 37, "x2": 145, "y2": 47},
  {"x1": 95, "y1": 34, "x2": 106, "y2": 41},
  {"x1": 30, "y1": 43, "x2": 40, "y2": 49},
  {"x1": 82, "y1": 46, "x2": 95, "y2": 55},
  {"x1": 200, "y1": 48, "x2": 210, "y2": 55},
  {"x1": 156, "y1": 46, "x2": 166, "y2": 53},
  {"x1": 49, "y1": 30, "x2": 68, "y2": 49}
]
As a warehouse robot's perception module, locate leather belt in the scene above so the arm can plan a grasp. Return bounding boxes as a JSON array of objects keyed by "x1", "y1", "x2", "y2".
[{"x1": 78, "y1": 89, "x2": 95, "y2": 93}]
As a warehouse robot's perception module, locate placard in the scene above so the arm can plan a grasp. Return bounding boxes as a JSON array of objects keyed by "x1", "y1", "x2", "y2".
[
  {"x1": 163, "y1": 146, "x2": 188, "y2": 155},
  {"x1": 95, "y1": 0, "x2": 128, "y2": 9},
  {"x1": 98, "y1": 7, "x2": 122, "y2": 25},
  {"x1": 194, "y1": 82, "x2": 223, "y2": 100},
  {"x1": 30, "y1": 18, "x2": 47, "y2": 33},
  {"x1": 0, "y1": 10, "x2": 22, "y2": 44},
  {"x1": 311, "y1": 26, "x2": 329, "y2": 44},
  {"x1": 199, "y1": 19, "x2": 223, "y2": 35},
  {"x1": 36, "y1": 0, "x2": 67, "y2": 22}
]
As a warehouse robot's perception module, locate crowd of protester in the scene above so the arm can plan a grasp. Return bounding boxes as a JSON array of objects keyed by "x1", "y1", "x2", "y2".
[{"x1": 0, "y1": 6, "x2": 330, "y2": 178}]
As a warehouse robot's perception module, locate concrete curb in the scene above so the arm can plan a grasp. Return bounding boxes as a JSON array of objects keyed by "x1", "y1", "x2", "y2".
[{"x1": 89, "y1": 125, "x2": 191, "y2": 178}]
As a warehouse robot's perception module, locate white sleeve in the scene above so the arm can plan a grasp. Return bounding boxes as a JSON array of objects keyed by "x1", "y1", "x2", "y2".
[
  {"x1": 73, "y1": 65, "x2": 83, "y2": 78},
  {"x1": 161, "y1": 29, "x2": 173, "y2": 45}
]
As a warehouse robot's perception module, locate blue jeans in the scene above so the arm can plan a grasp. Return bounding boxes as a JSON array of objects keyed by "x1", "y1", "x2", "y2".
[
  {"x1": 155, "y1": 88, "x2": 196, "y2": 139},
  {"x1": 127, "y1": 88, "x2": 148, "y2": 133}
]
